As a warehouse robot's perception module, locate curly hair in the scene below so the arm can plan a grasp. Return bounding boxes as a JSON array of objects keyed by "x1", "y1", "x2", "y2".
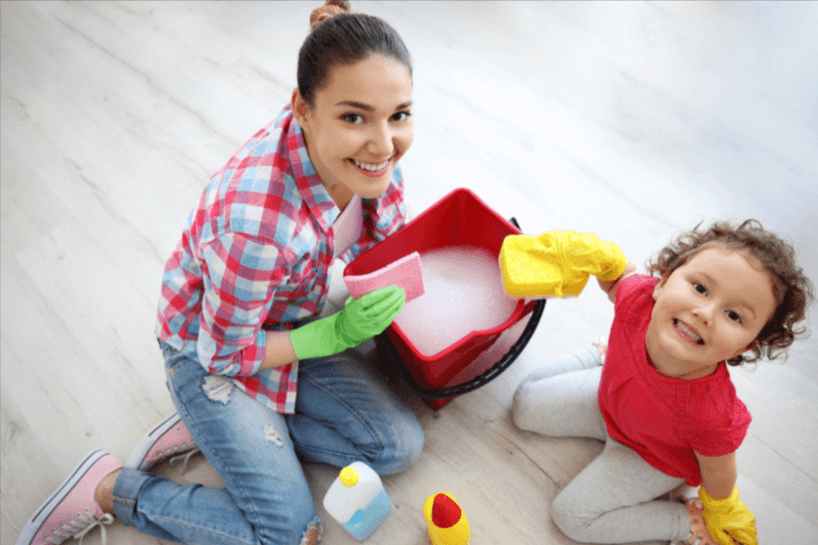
[{"x1": 647, "y1": 219, "x2": 814, "y2": 366}]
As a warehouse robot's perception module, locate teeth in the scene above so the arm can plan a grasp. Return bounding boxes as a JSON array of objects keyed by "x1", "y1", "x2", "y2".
[
  {"x1": 675, "y1": 319, "x2": 703, "y2": 344},
  {"x1": 352, "y1": 158, "x2": 389, "y2": 172}
]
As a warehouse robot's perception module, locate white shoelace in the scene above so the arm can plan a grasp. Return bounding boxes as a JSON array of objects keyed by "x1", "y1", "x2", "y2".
[
  {"x1": 44, "y1": 509, "x2": 114, "y2": 545},
  {"x1": 168, "y1": 447, "x2": 201, "y2": 475}
]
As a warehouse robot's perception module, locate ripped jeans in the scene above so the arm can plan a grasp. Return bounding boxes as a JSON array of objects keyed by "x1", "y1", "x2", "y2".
[{"x1": 112, "y1": 341, "x2": 424, "y2": 545}]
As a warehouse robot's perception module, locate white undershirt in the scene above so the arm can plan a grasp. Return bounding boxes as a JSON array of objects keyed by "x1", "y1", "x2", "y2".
[{"x1": 332, "y1": 194, "x2": 363, "y2": 259}]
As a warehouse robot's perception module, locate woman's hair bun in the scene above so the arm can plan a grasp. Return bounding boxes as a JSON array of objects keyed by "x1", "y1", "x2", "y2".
[{"x1": 310, "y1": 0, "x2": 352, "y2": 30}]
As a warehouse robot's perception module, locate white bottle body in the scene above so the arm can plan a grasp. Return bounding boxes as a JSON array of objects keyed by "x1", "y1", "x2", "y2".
[{"x1": 323, "y1": 461, "x2": 391, "y2": 541}]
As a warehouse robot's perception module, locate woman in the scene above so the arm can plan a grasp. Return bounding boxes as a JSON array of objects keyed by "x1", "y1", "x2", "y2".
[{"x1": 18, "y1": 2, "x2": 423, "y2": 544}]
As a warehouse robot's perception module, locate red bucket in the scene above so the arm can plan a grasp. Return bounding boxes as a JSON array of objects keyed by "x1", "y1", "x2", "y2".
[{"x1": 344, "y1": 188, "x2": 544, "y2": 408}]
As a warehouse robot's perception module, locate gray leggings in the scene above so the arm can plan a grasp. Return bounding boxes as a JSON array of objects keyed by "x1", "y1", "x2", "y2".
[{"x1": 512, "y1": 347, "x2": 690, "y2": 544}]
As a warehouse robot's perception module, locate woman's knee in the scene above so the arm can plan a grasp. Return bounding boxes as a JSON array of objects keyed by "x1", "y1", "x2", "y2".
[
  {"x1": 398, "y1": 417, "x2": 425, "y2": 467},
  {"x1": 367, "y1": 414, "x2": 424, "y2": 475}
]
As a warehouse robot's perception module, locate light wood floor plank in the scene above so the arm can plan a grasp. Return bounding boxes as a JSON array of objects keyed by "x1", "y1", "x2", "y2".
[{"x1": 2, "y1": 2, "x2": 816, "y2": 544}]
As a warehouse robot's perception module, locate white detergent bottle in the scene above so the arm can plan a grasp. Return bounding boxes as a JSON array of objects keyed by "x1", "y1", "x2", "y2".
[{"x1": 322, "y1": 461, "x2": 392, "y2": 541}]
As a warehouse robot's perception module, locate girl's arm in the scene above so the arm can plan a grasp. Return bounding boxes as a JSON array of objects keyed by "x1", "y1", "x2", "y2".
[
  {"x1": 597, "y1": 260, "x2": 637, "y2": 303},
  {"x1": 694, "y1": 450, "x2": 738, "y2": 499},
  {"x1": 695, "y1": 450, "x2": 759, "y2": 544}
]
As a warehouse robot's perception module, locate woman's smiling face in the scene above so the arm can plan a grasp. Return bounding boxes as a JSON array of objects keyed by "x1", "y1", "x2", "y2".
[
  {"x1": 292, "y1": 54, "x2": 414, "y2": 209},
  {"x1": 645, "y1": 245, "x2": 776, "y2": 379}
]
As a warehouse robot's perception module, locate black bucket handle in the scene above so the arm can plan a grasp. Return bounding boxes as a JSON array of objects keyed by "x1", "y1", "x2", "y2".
[{"x1": 378, "y1": 217, "x2": 547, "y2": 400}]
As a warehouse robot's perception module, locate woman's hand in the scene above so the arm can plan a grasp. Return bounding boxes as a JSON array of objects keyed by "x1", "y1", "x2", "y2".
[
  {"x1": 288, "y1": 286, "x2": 405, "y2": 360},
  {"x1": 338, "y1": 286, "x2": 406, "y2": 344}
]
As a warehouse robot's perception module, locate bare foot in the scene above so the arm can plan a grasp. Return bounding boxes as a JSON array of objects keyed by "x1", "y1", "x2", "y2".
[
  {"x1": 681, "y1": 497, "x2": 719, "y2": 545},
  {"x1": 593, "y1": 341, "x2": 607, "y2": 362},
  {"x1": 301, "y1": 522, "x2": 321, "y2": 545}
]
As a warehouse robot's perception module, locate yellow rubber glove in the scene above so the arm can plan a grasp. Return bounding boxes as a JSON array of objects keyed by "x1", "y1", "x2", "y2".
[
  {"x1": 699, "y1": 486, "x2": 758, "y2": 545},
  {"x1": 499, "y1": 230, "x2": 627, "y2": 297}
]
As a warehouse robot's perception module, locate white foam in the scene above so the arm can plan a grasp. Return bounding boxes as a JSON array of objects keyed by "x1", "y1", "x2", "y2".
[{"x1": 393, "y1": 246, "x2": 520, "y2": 356}]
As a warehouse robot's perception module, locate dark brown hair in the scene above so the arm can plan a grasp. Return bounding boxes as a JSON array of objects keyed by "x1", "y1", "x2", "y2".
[
  {"x1": 298, "y1": 0, "x2": 412, "y2": 106},
  {"x1": 648, "y1": 219, "x2": 814, "y2": 365}
]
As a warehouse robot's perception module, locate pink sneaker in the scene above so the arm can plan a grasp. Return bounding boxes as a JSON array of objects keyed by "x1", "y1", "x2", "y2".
[
  {"x1": 125, "y1": 411, "x2": 199, "y2": 472},
  {"x1": 17, "y1": 449, "x2": 121, "y2": 545}
]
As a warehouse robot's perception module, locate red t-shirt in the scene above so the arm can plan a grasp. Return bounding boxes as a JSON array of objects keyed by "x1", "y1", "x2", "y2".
[{"x1": 597, "y1": 274, "x2": 752, "y2": 486}]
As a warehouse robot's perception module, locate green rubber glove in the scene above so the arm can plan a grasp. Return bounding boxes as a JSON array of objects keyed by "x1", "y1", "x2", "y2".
[{"x1": 290, "y1": 285, "x2": 406, "y2": 360}]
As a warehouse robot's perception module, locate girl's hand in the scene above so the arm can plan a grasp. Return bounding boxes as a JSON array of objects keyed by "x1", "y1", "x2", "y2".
[
  {"x1": 698, "y1": 487, "x2": 758, "y2": 545},
  {"x1": 499, "y1": 230, "x2": 629, "y2": 298}
]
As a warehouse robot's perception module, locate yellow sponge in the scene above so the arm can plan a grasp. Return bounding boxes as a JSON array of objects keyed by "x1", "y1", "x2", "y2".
[{"x1": 499, "y1": 230, "x2": 627, "y2": 298}]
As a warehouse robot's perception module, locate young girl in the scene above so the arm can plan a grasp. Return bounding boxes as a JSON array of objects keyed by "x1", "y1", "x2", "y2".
[
  {"x1": 512, "y1": 220, "x2": 813, "y2": 545},
  {"x1": 18, "y1": 2, "x2": 423, "y2": 545}
]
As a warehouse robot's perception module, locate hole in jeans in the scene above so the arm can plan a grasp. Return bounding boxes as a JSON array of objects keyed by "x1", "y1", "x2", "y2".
[
  {"x1": 202, "y1": 375, "x2": 232, "y2": 404},
  {"x1": 300, "y1": 519, "x2": 322, "y2": 545},
  {"x1": 264, "y1": 425, "x2": 284, "y2": 447}
]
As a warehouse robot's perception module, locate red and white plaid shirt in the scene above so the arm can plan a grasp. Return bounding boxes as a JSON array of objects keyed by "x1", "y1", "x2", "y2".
[{"x1": 156, "y1": 104, "x2": 407, "y2": 413}]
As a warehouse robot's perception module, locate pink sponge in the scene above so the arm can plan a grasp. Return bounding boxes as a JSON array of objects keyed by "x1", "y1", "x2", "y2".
[{"x1": 344, "y1": 251, "x2": 425, "y2": 303}]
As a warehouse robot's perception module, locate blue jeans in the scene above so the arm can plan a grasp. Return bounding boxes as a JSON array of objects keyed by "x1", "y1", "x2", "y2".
[{"x1": 112, "y1": 342, "x2": 424, "y2": 545}]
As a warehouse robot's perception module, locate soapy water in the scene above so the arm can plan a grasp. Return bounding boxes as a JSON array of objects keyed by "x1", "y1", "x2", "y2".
[{"x1": 393, "y1": 246, "x2": 519, "y2": 356}]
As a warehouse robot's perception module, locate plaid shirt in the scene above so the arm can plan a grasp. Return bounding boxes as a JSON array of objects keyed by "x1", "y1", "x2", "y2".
[{"x1": 156, "y1": 104, "x2": 407, "y2": 413}]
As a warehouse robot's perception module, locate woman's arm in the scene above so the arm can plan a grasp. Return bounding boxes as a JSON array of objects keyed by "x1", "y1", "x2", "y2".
[
  {"x1": 198, "y1": 232, "x2": 293, "y2": 377},
  {"x1": 597, "y1": 260, "x2": 637, "y2": 303},
  {"x1": 695, "y1": 450, "x2": 738, "y2": 500},
  {"x1": 259, "y1": 330, "x2": 299, "y2": 371}
]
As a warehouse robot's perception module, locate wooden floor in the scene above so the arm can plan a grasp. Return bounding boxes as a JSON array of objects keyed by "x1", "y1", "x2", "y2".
[{"x1": 2, "y1": 2, "x2": 817, "y2": 544}]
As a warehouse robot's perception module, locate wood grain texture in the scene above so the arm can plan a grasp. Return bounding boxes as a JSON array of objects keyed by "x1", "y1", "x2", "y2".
[{"x1": 2, "y1": 2, "x2": 816, "y2": 544}]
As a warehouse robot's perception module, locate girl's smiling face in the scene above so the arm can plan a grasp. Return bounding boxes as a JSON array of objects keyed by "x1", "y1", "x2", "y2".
[
  {"x1": 645, "y1": 245, "x2": 776, "y2": 379},
  {"x1": 292, "y1": 54, "x2": 414, "y2": 209}
]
